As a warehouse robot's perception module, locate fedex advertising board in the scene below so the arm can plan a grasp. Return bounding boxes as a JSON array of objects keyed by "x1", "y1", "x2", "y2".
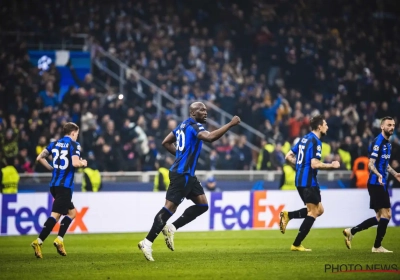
[{"x1": 1, "y1": 190, "x2": 399, "y2": 236}]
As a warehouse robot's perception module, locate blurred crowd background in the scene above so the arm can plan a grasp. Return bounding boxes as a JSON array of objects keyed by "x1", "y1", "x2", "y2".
[{"x1": 1, "y1": 0, "x2": 400, "y2": 182}]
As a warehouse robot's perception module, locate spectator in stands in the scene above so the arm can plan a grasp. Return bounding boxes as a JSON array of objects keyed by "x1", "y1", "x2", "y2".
[
  {"x1": 204, "y1": 177, "x2": 220, "y2": 192},
  {"x1": 270, "y1": 143, "x2": 285, "y2": 171},
  {"x1": 39, "y1": 81, "x2": 58, "y2": 108},
  {"x1": 234, "y1": 135, "x2": 252, "y2": 170}
]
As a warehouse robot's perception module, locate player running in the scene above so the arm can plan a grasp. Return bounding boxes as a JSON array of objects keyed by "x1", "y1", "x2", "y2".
[
  {"x1": 280, "y1": 115, "x2": 340, "y2": 251},
  {"x1": 343, "y1": 116, "x2": 399, "y2": 253},
  {"x1": 138, "y1": 102, "x2": 240, "y2": 261},
  {"x1": 31, "y1": 122, "x2": 87, "y2": 258}
]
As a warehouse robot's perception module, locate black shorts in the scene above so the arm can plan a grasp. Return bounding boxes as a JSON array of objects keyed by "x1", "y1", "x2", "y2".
[
  {"x1": 297, "y1": 186, "x2": 321, "y2": 205},
  {"x1": 166, "y1": 171, "x2": 205, "y2": 205},
  {"x1": 50, "y1": 186, "x2": 75, "y2": 215},
  {"x1": 368, "y1": 184, "x2": 391, "y2": 211}
]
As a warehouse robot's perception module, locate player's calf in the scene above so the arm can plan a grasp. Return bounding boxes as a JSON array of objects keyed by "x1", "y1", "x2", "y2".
[
  {"x1": 172, "y1": 204, "x2": 208, "y2": 230},
  {"x1": 145, "y1": 207, "x2": 174, "y2": 244}
]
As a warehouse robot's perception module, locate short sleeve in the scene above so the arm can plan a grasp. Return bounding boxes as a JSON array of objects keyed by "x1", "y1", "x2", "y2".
[
  {"x1": 45, "y1": 142, "x2": 54, "y2": 153},
  {"x1": 291, "y1": 141, "x2": 299, "y2": 154},
  {"x1": 369, "y1": 142, "x2": 380, "y2": 159},
  {"x1": 312, "y1": 139, "x2": 322, "y2": 160},
  {"x1": 192, "y1": 122, "x2": 206, "y2": 137},
  {"x1": 70, "y1": 141, "x2": 81, "y2": 157}
]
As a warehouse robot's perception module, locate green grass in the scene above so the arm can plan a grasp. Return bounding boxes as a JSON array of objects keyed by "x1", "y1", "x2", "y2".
[{"x1": 0, "y1": 228, "x2": 399, "y2": 280}]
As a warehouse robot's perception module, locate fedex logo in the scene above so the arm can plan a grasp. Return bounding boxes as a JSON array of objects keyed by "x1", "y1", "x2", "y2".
[
  {"x1": 209, "y1": 191, "x2": 284, "y2": 230},
  {"x1": 392, "y1": 201, "x2": 400, "y2": 226},
  {"x1": 1, "y1": 194, "x2": 88, "y2": 235},
  {"x1": 389, "y1": 190, "x2": 400, "y2": 226}
]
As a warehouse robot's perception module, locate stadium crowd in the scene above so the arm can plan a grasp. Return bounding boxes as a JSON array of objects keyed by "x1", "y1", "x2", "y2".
[{"x1": 1, "y1": 0, "x2": 400, "y2": 177}]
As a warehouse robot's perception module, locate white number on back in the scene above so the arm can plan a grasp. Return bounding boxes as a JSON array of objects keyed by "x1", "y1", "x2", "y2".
[
  {"x1": 52, "y1": 149, "x2": 69, "y2": 170},
  {"x1": 176, "y1": 130, "x2": 186, "y2": 151},
  {"x1": 297, "y1": 144, "x2": 305, "y2": 164}
]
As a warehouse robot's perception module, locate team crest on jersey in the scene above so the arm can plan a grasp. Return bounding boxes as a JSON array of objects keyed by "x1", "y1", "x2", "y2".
[
  {"x1": 301, "y1": 138, "x2": 307, "y2": 143},
  {"x1": 373, "y1": 145, "x2": 379, "y2": 151},
  {"x1": 317, "y1": 145, "x2": 321, "y2": 151},
  {"x1": 77, "y1": 145, "x2": 81, "y2": 151}
]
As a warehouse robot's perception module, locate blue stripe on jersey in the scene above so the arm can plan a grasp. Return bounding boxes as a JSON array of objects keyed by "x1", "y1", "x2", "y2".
[
  {"x1": 46, "y1": 136, "x2": 80, "y2": 189},
  {"x1": 368, "y1": 134, "x2": 391, "y2": 187},
  {"x1": 293, "y1": 132, "x2": 322, "y2": 187},
  {"x1": 170, "y1": 118, "x2": 204, "y2": 176}
]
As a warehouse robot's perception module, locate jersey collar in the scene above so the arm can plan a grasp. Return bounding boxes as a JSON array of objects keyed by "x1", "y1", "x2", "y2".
[{"x1": 379, "y1": 133, "x2": 389, "y2": 143}]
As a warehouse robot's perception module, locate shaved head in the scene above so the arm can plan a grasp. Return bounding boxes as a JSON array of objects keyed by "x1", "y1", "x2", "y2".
[
  {"x1": 189, "y1": 102, "x2": 208, "y2": 123},
  {"x1": 190, "y1": 102, "x2": 205, "y2": 114}
]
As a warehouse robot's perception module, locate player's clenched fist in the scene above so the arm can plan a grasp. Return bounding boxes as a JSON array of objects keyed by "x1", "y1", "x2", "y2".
[
  {"x1": 331, "y1": 161, "x2": 340, "y2": 169},
  {"x1": 230, "y1": 116, "x2": 241, "y2": 126}
]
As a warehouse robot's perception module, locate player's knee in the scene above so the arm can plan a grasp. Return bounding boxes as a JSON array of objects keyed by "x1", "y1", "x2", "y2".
[
  {"x1": 51, "y1": 212, "x2": 61, "y2": 221},
  {"x1": 382, "y1": 212, "x2": 391, "y2": 220},
  {"x1": 318, "y1": 207, "x2": 324, "y2": 216},
  {"x1": 197, "y1": 204, "x2": 209, "y2": 214},
  {"x1": 68, "y1": 213, "x2": 76, "y2": 220},
  {"x1": 68, "y1": 209, "x2": 77, "y2": 219}
]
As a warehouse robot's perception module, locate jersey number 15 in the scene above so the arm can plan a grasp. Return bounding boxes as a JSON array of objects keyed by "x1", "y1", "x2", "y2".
[{"x1": 297, "y1": 145, "x2": 306, "y2": 164}]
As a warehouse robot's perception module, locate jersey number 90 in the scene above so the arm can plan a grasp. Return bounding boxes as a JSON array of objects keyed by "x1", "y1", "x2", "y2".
[
  {"x1": 176, "y1": 130, "x2": 186, "y2": 151},
  {"x1": 52, "y1": 149, "x2": 69, "y2": 170}
]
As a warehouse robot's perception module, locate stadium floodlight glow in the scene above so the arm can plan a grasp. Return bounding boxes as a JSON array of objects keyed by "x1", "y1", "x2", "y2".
[{"x1": 118, "y1": 94, "x2": 124, "y2": 100}]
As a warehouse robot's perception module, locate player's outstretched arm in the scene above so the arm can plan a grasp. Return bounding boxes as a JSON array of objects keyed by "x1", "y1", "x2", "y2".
[
  {"x1": 197, "y1": 116, "x2": 241, "y2": 143},
  {"x1": 285, "y1": 150, "x2": 296, "y2": 167},
  {"x1": 311, "y1": 158, "x2": 340, "y2": 170},
  {"x1": 162, "y1": 132, "x2": 177, "y2": 156}
]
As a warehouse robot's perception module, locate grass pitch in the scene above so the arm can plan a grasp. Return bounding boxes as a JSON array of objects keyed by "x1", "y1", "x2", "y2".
[{"x1": 0, "y1": 228, "x2": 399, "y2": 280}]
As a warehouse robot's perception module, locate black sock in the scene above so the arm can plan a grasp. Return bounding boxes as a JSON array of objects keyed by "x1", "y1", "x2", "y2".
[
  {"x1": 146, "y1": 207, "x2": 173, "y2": 242},
  {"x1": 350, "y1": 217, "x2": 378, "y2": 235},
  {"x1": 58, "y1": 216, "x2": 73, "y2": 238},
  {"x1": 288, "y1": 208, "x2": 307, "y2": 220},
  {"x1": 172, "y1": 204, "x2": 209, "y2": 230},
  {"x1": 38, "y1": 217, "x2": 57, "y2": 242},
  {"x1": 293, "y1": 216, "x2": 316, "y2": 247},
  {"x1": 374, "y1": 218, "x2": 390, "y2": 248}
]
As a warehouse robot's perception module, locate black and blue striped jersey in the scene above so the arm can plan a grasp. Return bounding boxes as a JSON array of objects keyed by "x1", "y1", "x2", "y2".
[
  {"x1": 291, "y1": 132, "x2": 322, "y2": 188},
  {"x1": 45, "y1": 136, "x2": 81, "y2": 189},
  {"x1": 169, "y1": 118, "x2": 205, "y2": 176},
  {"x1": 368, "y1": 133, "x2": 391, "y2": 187}
]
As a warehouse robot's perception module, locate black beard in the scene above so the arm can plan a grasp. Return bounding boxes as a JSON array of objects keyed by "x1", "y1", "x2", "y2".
[{"x1": 383, "y1": 130, "x2": 392, "y2": 138}]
